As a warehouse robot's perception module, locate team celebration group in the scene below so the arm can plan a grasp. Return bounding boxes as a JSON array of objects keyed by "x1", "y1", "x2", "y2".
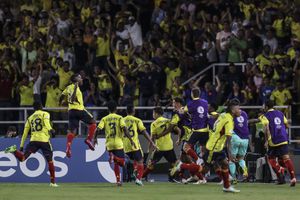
[{"x1": 4, "y1": 73, "x2": 297, "y2": 193}]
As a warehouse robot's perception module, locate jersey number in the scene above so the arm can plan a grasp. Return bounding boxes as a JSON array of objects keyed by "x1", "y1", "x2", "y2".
[
  {"x1": 109, "y1": 122, "x2": 116, "y2": 138},
  {"x1": 128, "y1": 125, "x2": 135, "y2": 138},
  {"x1": 31, "y1": 118, "x2": 43, "y2": 132}
]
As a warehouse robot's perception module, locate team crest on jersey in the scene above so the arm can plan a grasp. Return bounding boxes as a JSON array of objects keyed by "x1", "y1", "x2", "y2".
[
  {"x1": 237, "y1": 116, "x2": 244, "y2": 127},
  {"x1": 274, "y1": 117, "x2": 282, "y2": 129},
  {"x1": 197, "y1": 106, "x2": 204, "y2": 118}
]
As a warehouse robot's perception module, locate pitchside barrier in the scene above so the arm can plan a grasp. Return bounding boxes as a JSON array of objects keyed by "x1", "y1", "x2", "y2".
[{"x1": 0, "y1": 138, "x2": 116, "y2": 183}]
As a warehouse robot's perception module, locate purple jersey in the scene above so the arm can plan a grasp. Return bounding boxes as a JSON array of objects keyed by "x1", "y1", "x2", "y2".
[
  {"x1": 234, "y1": 110, "x2": 250, "y2": 139},
  {"x1": 264, "y1": 110, "x2": 288, "y2": 145},
  {"x1": 186, "y1": 98, "x2": 208, "y2": 130}
]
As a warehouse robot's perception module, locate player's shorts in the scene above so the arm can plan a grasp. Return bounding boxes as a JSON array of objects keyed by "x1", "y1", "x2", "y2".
[
  {"x1": 109, "y1": 149, "x2": 125, "y2": 158},
  {"x1": 268, "y1": 144, "x2": 289, "y2": 157},
  {"x1": 151, "y1": 149, "x2": 177, "y2": 164},
  {"x1": 126, "y1": 150, "x2": 143, "y2": 161},
  {"x1": 204, "y1": 150, "x2": 227, "y2": 165},
  {"x1": 231, "y1": 133, "x2": 249, "y2": 157},
  {"x1": 188, "y1": 131, "x2": 209, "y2": 146},
  {"x1": 68, "y1": 109, "x2": 93, "y2": 130},
  {"x1": 25, "y1": 141, "x2": 53, "y2": 161}
]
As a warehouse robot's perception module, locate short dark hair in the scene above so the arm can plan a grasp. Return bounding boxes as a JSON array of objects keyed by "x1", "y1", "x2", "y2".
[
  {"x1": 126, "y1": 105, "x2": 134, "y2": 114},
  {"x1": 33, "y1": 101, "x2": 43, "y2": 111},
  {"x1": 70, "y1": 74, "x2": 79, "y2": 83},
  {"x1": 107, "y1": 100, "x2": 117, "y2": 113},
  {"x1": 191, "y1": 87, "x2": 200, "y2": 98},
  {"x1": 227, "y1": 98, "x2": 240, "y2": 112},
  {"x1": 265, "y1": 99, "x2": 274, "y2": 109},
  {"x1": 174, "y1": 97, "x2": 184, "y2": 106},
  {"x1": 153, "y1": 107, "x2": 164, "y2": 116}
]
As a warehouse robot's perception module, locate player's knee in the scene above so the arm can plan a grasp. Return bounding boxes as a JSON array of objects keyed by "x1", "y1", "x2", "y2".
[
  {"x1": 282, "y1": 154, "x2": 290, "y2": 160},
  {"x1": 183, "y1": 143, "x2": 191, "y2": 152},
  {"x1": 221, "y1": 159, "x2": 228, "y2": 168},
  {"x1": 147, "y1": 161, "x2": 155, "y2": 170},
  {"x1": 45, "y1": 154, "x2": 53, "y2": 162}
]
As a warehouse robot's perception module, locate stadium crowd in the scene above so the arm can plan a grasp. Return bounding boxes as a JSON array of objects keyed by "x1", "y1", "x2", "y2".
[{"x1": 0, "y1": 0, "x2": 300, "y2": 132}]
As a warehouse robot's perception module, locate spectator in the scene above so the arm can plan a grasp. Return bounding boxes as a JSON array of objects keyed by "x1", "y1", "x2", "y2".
[
  {"x1": 216, "y1": 21, "x2": 232, "y2": 63},
  {"x1": 228, "y1": 29, "x2": 247, "y2": 63},
  {"x1": 270, "y1": 80, "x2": 292, "y2": 106}
]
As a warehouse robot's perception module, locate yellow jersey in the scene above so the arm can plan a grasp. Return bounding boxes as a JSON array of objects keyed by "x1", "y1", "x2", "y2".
[
  {"x1": 96, "y1": 36, "x2": 110, "y2": 57},
  {"x1": 270, "y1": 89, "x2": 292, "y2": 106},
  {"x1": 57, "y1": 68, "x2": 73, "y2": 90},
  {"x1": 255, "y1": 54, "x2": 272, "y2": 71},
  {"x1": 206, "y1": 113, "x2": 234, "y2": 152},
  {"x1": 21, "y1": 110, "x2": 53, "y2": 148},
  {"x1": 123, "y1": 115, "x2": 146, "y2": 153},
  {"x1": 62, "y1": 84, "x2": 85, "y2": 111},
  {"x1": 19, "y1": 82, "x2": 34, "y2": 106},
  {"x1": 98, "y1": 113, "x2": 125, "y2": 151},
  {"x1": 45, "y1": 85, "x2": 61, "y2": 109},
  {"x1": 151, "y1": 116, "x2": 173, "y2": 151}
]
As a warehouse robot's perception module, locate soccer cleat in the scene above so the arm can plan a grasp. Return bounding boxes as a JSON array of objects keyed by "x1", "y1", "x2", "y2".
[
  {"x1": 66, "y1": 146, "x2": 72, "y2": 158},
  {"x1": 170, "y1": 161, "x2": 182, "y2": 177},
  {"x1": 49, "y1": 183, "x2": 59, "y2": 187},
  {"x1": 84, "y1": 139, "x2": 95, "y2": 151},
  {"x1": 5, "y1": 145, "x2": 17, "y2": 153},
  {"x1": 223, "y1": 186, "x2": 240, "y2": 193},
  {"x1": 290, "y1": 178, "x2": 297, "y2": 187},
  {"x1": 135, "y1": 179, "x2": 144, "y2": 186},
  {"x1": 193, "y1": 178, "x2": 207, "y2": 185},
  {"x1": 116, "y1": 182, "x2": 122, "y2": 187}
]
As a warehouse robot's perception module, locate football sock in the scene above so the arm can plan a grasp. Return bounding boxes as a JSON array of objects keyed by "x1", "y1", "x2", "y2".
[
  {"x1": 136, "y1": 163, "x2": 144, "y2": 180},
  {"x1": 238, "y1": 159, "x2": 247, "y2": 171},
  {"x1": 195, "y1": 172, "x2": 204, "y2": 180},
  {"x1": 142, "y1": 167, "x2": 153, "y2": 178},
  {"x1": 48, "y1": 161, "x2": 55, "y2": 184},
  {"x1": 215, "y1": 167, "x2": 223, "y2": 180},
  {"x1": 66, "y1": 133, "x2": 75, "y2": 147},
  {"x1": 229, "y1": 161, "x2": 236, "y2": 178},
  {"x1": 180, "y1": 163, "x2": 201, "y2": 174},
  {"x1": 186, "y1": 147, "x2": 199, "y2": 161},
  {"x1": 14, "y1": 150, "x2": 25, "y2": 161},
  {"x1": 268, "y1": 157, "x2": 284, "y2": 176},
  {"x1": 283, "y1": 158, "x2": 296, "y2": 179},
  {"x1": 278, "y1": 158, "x2": 286, "y2": 168},
  {"x1": 87, "y1": 123, "x2": 96, "y2": 141},
  {"x1": 113, "y1": 156, "x2": 125, "y2": 166},
  {"x1": 222, "y1": 168, "x2": 230, "y2": 189},
  {"x1": 114, "y1": 163, "x2": 121, "y2": 183}
]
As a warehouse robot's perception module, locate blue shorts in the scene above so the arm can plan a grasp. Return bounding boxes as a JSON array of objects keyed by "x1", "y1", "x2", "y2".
[
  {"x1": 126, "y1": 150, "x2": 143, "y2": 161},
  {"x1": 231, "y1": 134, "x2": 249, "y2": 157},
  {"x1": 109, "y1": 149, "x2": 125, "y2": 158},
  {"x1": 268, "y1": 144, "x2": 289, "y2": 157}
]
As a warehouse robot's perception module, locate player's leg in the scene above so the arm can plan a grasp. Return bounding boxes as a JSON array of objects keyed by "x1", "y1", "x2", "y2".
[
  {"x1": 110, "y1": 149, "x2": 125, "y2": 186},
  {"x1": 280, "y1": 144, "x2": 297, "y2": 186},
  {"x1": 142, "y1": 150, "x2": 162, "y2": 178},
  {"x1": 66, "y1": 110, "x2": 79, "y2": 158},
  {"x1": 132, "y1": 150, "x2": 144, "y2": 186},
  {"x1": 219, "y1": 154, "x2": 240, "y2": 193},
  {"x1": 5, "y1": 142, "x2": 36, "y2": 161},
  {"x1": 237, "y1": 138, "x2": 249, "y2": 179},
  {"x1": 267, "y1": 146, "x2": 285, "y2": 184},
  {"x1": 81, "y1": 110, "x2": 97, "y2": 150},
  {"x1": 41, "y1": 142, "x2": 58, "y2": 186},
  {"x1": 183, "y1": 132, "x2": 201, "y2": 163},
  {"x1": 229, "y1": 134, "x2": 239, "y2": 181}
]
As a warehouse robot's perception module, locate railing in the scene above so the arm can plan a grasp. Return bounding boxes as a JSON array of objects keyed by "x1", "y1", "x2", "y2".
[
  {"x1": 182, "y1": 62, "x2": 247, "y2": 86},
  {"x1": 0, "y1": 106, "x2": 299, "y2": 143}
]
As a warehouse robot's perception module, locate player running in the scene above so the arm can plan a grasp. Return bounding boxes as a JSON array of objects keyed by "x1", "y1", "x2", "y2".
[
  {"x1": 260, "y1": 100, "x2": 296, "y2": 186},
  {"x1": 229, "y1": 109, "x2": 250, "y2": 183},
  {"x1": 142, "y1": 107, "x2": 178, "y2": 179},
  {"x1": 5, "y1": 101, "x2": 58, "y2": 187},
  {"x1": 59, "y1": 74, "x2": 97, "y2": 158},
  {"x1": 183, "y1": 87, "x2": 209, "y2": 165},
  {"x1": 95, "y1": 101, "x2": 135, "y2": 186},
  {"x1": 123, "y1": 105, "x2": 157, "y2": 186}
]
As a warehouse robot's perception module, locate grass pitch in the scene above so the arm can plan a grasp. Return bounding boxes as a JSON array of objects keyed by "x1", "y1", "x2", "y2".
[{"x1": 0, "y1": 182, "x2": 299, "y2": 200}]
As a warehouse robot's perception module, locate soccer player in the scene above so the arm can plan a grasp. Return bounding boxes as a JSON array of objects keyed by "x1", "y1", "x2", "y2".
[
  {"x1": 183, "y1": 87, "x2": 209, "y2": 164},
  {"x1": 142, "y1": 107, "x2": 177, "y2": 179},
  {"x1": 229, "y1": 109, "x2": 250, "y2": 182},
  {"x1": 95, "y1": 101, "x2": 135, "y2": 186},
  {"x1": 5, "y1": 101, "x2": 58, "y2": 187},
  {"x1": 123, "y1": 105, "x2": 157, "y2": 186},
  {"x1": 260, "y1": 100, "x2": 296, "y2": 186},
  {"x1": 59, "y1": 73, "x2": 97, "y2": 158}
]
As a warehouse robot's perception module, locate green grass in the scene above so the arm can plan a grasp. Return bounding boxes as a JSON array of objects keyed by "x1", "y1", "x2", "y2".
[{"x1": 0, "y1": 182, "x2": 299, "y2": 200}]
